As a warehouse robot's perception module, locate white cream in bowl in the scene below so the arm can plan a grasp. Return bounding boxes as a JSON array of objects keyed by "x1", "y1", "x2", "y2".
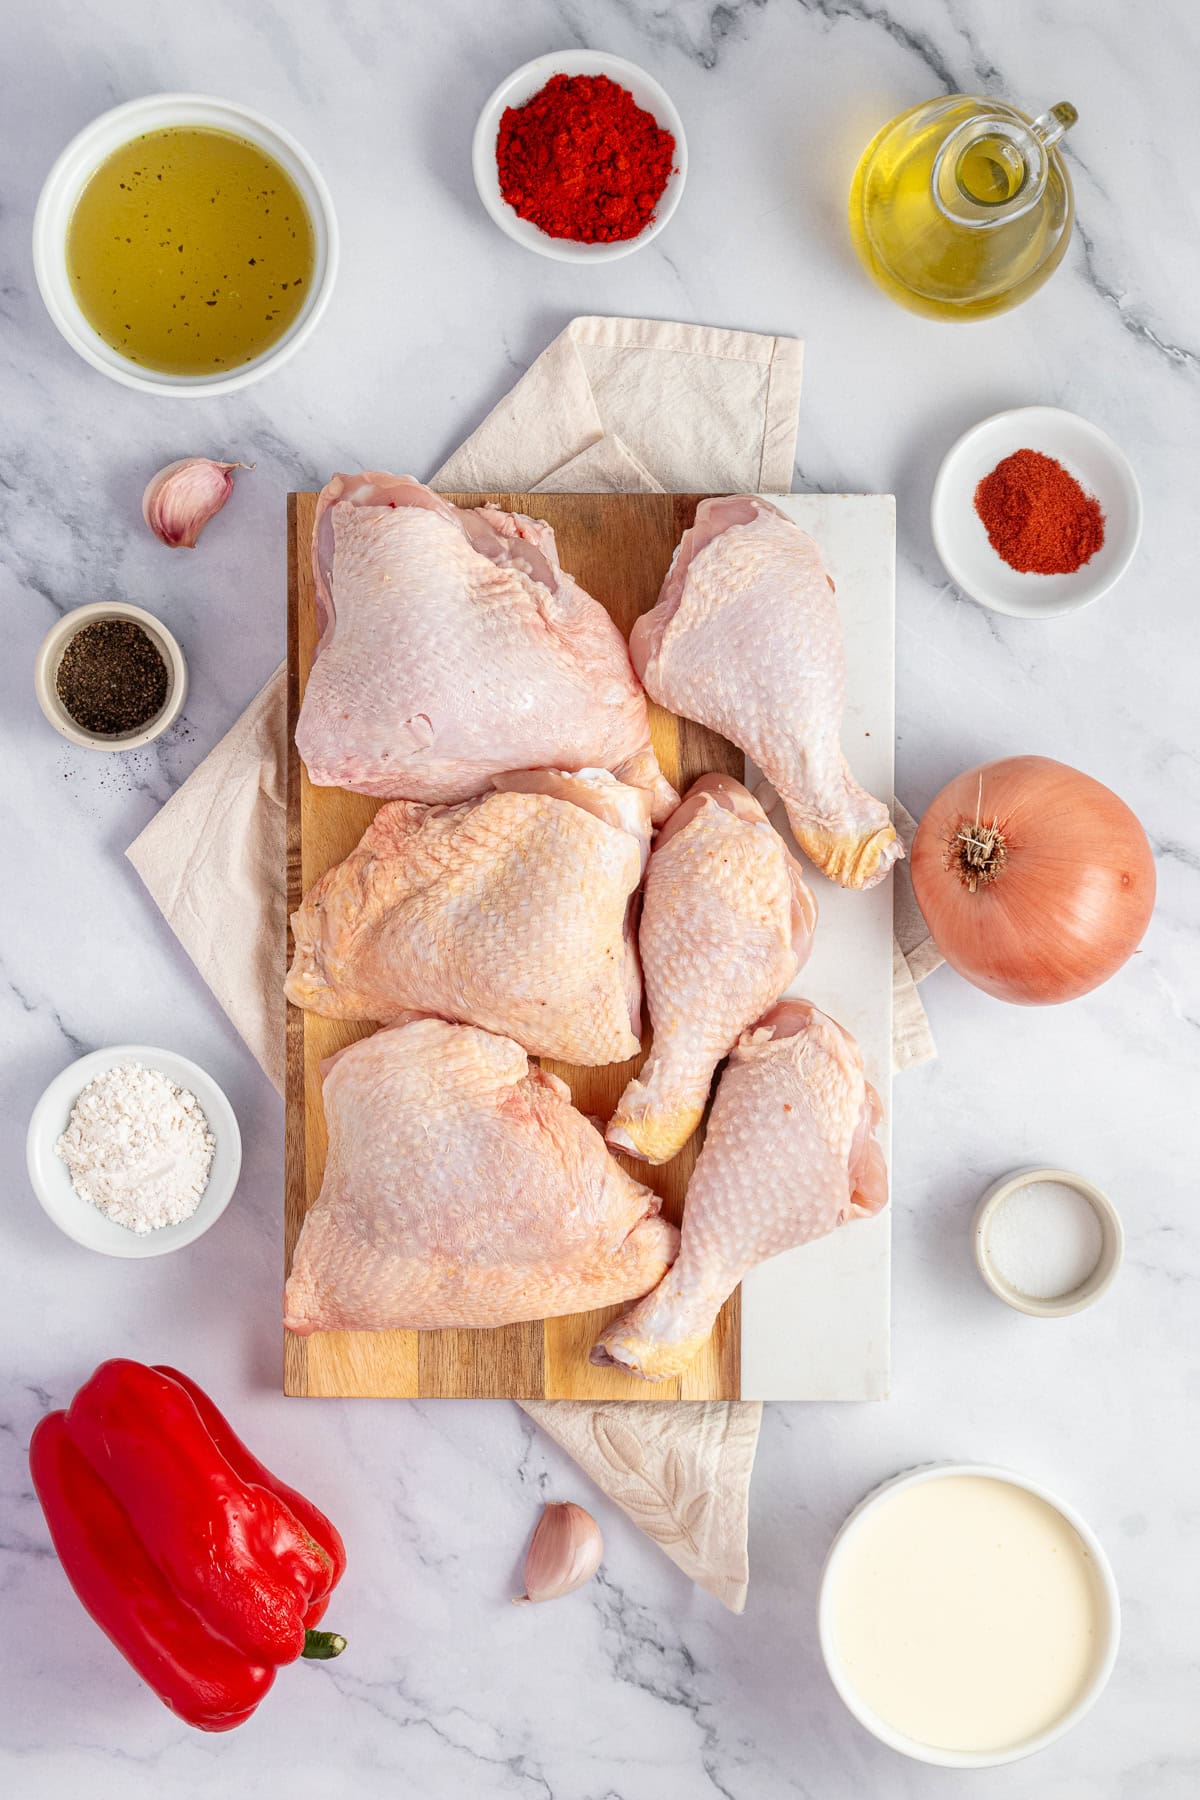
[{"x1": 819, "y1": 1464, "x2": 1119, "y2": 1766}]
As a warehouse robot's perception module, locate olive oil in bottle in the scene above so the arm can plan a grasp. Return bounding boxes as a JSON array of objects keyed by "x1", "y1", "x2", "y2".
[
  {"x1": 66, "y1": 126, "x2": 316, "y2": 374},
  {"x1": 849, "y1": 97, "x2": 1077, "y2": 322}
]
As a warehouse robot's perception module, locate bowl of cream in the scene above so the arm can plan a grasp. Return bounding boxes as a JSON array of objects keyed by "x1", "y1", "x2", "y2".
[{"x1": 818, "y1": 1464, "x2": 1120, "y2": 1767}]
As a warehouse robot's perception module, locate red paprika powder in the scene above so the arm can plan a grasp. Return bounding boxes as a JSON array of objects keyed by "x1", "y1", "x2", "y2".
[
  {"x1": 974, "y1": 448, "x2": 1106, "y2": 575},
  {"x1": 496, "y1": 74, "x2": 675, "y2": 243}
]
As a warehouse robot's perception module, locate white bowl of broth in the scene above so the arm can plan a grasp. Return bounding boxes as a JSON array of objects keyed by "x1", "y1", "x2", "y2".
[
  {"x1": 33, "y1": 93, "x2": 338, "y2": 396},
  {"x1": 818, "y1": 1464, "x2": 1120, "y2": 1766}
]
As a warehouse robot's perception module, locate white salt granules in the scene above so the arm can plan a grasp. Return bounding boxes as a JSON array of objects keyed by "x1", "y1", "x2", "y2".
[
  {"x1": 986, "y1": 1180, "x2": 1104, "y2": 1300},
  {"x1": 55, "y1": 1062, "x2": 216, "y2": 1234}
]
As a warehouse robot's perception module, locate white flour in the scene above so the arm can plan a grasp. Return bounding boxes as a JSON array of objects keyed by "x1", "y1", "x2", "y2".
[{"x1": 55, "y1": 1062, "x2": 216, "y2": 1234}]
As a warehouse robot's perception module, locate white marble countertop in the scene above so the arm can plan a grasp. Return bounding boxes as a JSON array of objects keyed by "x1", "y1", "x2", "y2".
[{"x1": 2, "y1": 2, "x2": 1197, "y2": 1794}]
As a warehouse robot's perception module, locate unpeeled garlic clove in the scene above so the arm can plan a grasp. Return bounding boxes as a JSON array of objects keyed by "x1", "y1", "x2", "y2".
[
  {"x1": 142, "y1": 458, "x2": 250, "y2": 548},
  {"x1": 514, "y1": 1502, "x2": 603, "y2": 1605}
]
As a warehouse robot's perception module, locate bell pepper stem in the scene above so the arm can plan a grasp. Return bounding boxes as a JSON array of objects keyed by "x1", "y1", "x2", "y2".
[{"x1": 302, "y1": 1629, "x2": 347, "y2": 1660}]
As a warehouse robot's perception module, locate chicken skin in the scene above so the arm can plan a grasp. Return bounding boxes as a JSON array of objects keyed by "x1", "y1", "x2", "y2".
[
  {"x1": 287, "y1": 770, "x2": 650, "y2": 1065},
  {"x1": 284, "y1": 1019, "x2": 678, "y2": 1335},
  {"x1": 630, "y1": 495, "x2": 901, "y2": 889},
  {"x1": 296, "y1": 473, "x2": 675, "y2": 819},
  {"x1": 592, "y1": 1000, "x2": 887, "y2": 1381},
  {"x1": 607, "y1": 775, "x2": 817, "y2": 1164}
]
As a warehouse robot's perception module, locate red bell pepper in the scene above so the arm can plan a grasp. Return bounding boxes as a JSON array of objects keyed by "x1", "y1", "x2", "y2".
[
  {"x1": 153, "y1": 1366, "x2": 346, "y2": 1627},
  {"x1": 29, "y1": 1360, "x2": 347, "y2": 1732}
]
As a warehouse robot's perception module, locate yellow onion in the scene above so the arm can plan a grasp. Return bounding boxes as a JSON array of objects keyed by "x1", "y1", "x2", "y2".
[{"x1": 911, "y1": 756, "x2": 1155, "y2": 1004}]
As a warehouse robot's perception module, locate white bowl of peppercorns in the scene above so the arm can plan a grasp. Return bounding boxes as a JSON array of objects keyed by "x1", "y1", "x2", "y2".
[{"x1": 34, "y1": 600, "x2": 188, "y2": 750}]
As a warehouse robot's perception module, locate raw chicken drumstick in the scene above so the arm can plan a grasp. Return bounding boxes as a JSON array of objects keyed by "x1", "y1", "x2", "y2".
[
  {"x1": 287, "y1": 769, "x2": 650, "y2": 1066},
  {"x1": 284, "y1": 1019, "x2": 678, "y2": 1335},
  {"x1": 295, "y1": 473, "x2": 676, "y2": 820},
  {"x1": 606, "y1": 774, "x2": 817, "y2": 1164},
  {"x1": 630, "y1": 495, "x2": 902, "y2": 889},
  {"x1": 592, "y1": 1000, "x2": 887, "y2": 1381}
]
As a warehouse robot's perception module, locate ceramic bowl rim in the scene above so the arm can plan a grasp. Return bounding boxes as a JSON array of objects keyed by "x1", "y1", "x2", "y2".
[
  {"x1": 817, "y1": 1460, "x2": 1121, "y2": 1767},
  {"x1": 32, "y1": 91, "x2": 339, "y2": 397},
  {"x1": 972, "y1": 1165, "x2": 1125, "y2": 1317},
  {"x1": 471, "y1": 51, "x2": 687, "y2": 263},
  {"x1": 34, "y1": 600, "x2": 188, "y2": 750}
]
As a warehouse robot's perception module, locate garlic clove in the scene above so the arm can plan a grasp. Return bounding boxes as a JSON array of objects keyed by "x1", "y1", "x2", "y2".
[
  {"x1": 514, "y1": 1501, "x2": 603, "y2": 1605},
  {"x1": 142, "y1": 458, "x2": 250, "y2": 548}
]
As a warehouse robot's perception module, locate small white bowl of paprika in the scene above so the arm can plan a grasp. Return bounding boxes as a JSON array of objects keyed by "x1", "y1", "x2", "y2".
[
  {"x1": 931, "y1": 406, "x2": 1142, "y2": 618},
  {"x1": 472, "y1": 52, "x2": 687, "y2": 263}
]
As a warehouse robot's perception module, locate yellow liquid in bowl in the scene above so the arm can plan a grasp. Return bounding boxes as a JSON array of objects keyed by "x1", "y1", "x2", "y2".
[{"x1": 66, "y1": 126, "x2": 316, "y2": 375}]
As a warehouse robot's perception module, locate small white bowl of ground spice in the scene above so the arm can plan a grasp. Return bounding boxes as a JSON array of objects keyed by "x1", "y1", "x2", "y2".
[
  {"x1": 34, "y1": 600, "x2": 187, "y2": 749},
  {"x1": 472, "y1": 52, "x2": 686, "y2": 263},
  {"x1": 27, "y1": 1045, "x2": 241, "y2": 1257},
  {"x1": 973, "y1": 1167, "x2": 1123, "y2": 1318},
  {"x1": 931, "y1": 406, "x2": 1142, "y2": 617}
]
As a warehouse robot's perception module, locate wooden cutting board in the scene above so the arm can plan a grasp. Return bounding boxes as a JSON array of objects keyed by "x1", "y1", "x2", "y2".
[{"x1": 285, "y1": 491, "x2": 744, "y2": 1400}]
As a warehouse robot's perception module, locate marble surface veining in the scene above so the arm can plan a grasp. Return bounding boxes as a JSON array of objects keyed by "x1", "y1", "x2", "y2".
[{"x1": 2, "y1": 1, "x2": 1198, "y2": 1795}]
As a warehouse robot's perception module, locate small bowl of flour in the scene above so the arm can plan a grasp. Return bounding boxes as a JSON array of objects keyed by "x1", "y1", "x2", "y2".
[{"x1": 27, "y1": 1046, "x2": 241, "y2": 1257}]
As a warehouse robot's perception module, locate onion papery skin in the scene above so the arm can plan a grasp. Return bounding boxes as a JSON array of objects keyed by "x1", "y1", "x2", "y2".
[{"x1": 910, "y1": 756, "x2": 1155, "y2": 1005}]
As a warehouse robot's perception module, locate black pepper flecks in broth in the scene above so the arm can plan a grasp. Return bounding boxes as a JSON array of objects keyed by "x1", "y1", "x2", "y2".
[{"x1": 66, "y1": 127, "x2": 316, "y2": 376}]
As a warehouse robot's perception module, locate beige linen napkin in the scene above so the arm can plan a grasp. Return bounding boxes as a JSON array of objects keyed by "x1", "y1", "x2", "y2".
[
  {"x1": 128, "y1": 316, "x2": 937, "y2": 1612},
  {"x1": 893, "y1": 800, "x2": 943, "y2": 1068}
]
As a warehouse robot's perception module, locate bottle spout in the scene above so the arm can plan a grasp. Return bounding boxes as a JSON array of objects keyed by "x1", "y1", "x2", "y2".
[
  {"x1": 933, "y1": 99, "x2": 1075, "y2": 229},
  {"x1": 1031, "y1": 102, "x2": 1078, "y2": 151}
]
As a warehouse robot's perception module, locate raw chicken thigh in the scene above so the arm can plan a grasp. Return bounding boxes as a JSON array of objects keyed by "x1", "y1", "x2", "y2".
[
  {"x1": 630, "y1": 496, "x2": 901, "y2": 889},
  {"x1": 593, "y1": 1000, "x2": 887, "y2": 1381},
  {"x1": 284, "y1": 1020, "x2": 678, "y2": 1334},
  {"x1": 295, "y1": 473, "x2": 676, "y2": 819},
  {"x1": 607, "y1": 775, "x2": 817, "y2": 1164},
  {"x1": 287, "y1": 770, "x2": 650, "y2": 1065}
]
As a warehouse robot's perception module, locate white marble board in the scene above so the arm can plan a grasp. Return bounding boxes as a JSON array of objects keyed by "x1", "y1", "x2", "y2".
[{"x1": 740, "y1": 494, "x2": 894, "y2": 1402}]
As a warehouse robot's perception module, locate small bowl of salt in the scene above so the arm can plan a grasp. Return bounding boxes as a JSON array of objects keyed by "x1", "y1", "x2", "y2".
[
  {"x1": 973, "y1": 1167, "x2": 1123, "y2": 1318},
  {"x1": 26, "y1": 1045, "x2": 241, "y2": 1258}
]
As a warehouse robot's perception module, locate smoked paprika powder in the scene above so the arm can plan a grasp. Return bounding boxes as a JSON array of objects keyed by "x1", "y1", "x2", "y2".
[
  {"x1": 496, "y1": 74, "x2": 675, "y2": 244},
  {"x1": 974, "y1": 448, "x2": 1106, "y2": 575}
]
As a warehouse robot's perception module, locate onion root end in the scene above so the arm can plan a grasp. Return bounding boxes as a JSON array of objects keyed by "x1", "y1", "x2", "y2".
[{"x1": 946, "y1": 819, "x2": 1008, "y2": 894}]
